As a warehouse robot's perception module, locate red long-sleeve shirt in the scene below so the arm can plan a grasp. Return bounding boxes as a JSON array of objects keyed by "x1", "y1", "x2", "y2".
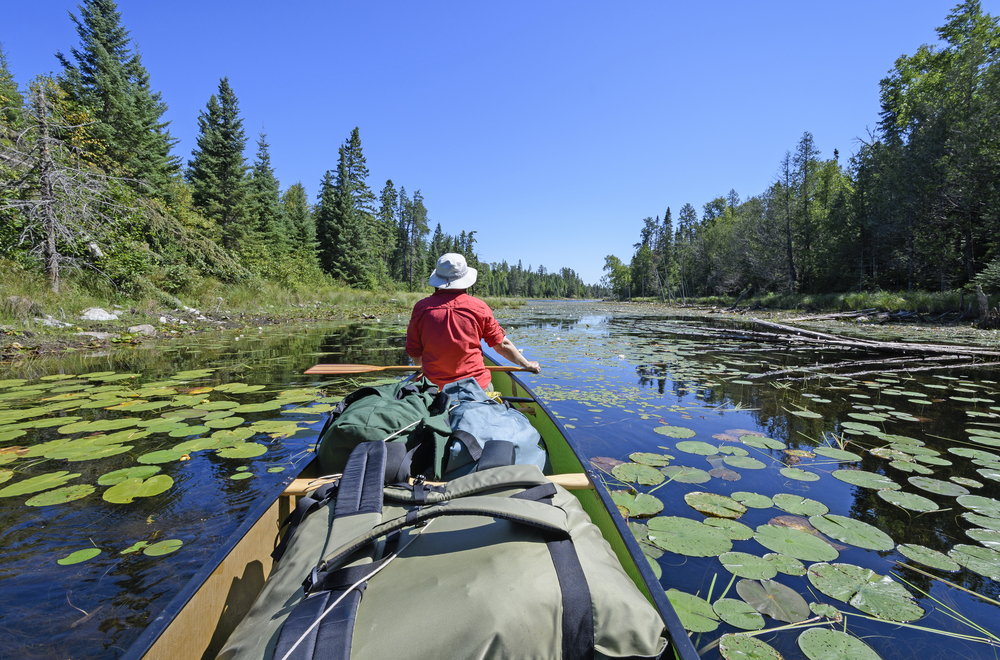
[{"x1": 405, "y1": 290, "x2": 506, "y2": 389}]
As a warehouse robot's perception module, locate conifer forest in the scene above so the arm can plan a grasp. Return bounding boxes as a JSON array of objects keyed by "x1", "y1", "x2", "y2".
[{"x1": 2, "y1": 1, "x2": 999, "y2": 304}]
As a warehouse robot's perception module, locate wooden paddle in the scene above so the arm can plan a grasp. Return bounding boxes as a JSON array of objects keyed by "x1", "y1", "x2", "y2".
[
  {"x1": 304, "y1": 363, "x2": 527, "y2": 375},
  {"x1": 283, "y1": 472, "x2": 592, "y2": 497}
]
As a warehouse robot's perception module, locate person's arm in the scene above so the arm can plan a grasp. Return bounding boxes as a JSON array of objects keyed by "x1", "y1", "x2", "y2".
[
  {"x1": 492, "y1": 336, "x2": 540, "y2": 373},
  {"x1": 410, "y1": 355, "x2": 422, "y2": 368}
]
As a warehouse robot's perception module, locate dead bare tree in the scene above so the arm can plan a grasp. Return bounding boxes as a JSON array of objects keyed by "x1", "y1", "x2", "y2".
[{"x1": 0, "y1": 85, "x2": 137, "y2": 294}]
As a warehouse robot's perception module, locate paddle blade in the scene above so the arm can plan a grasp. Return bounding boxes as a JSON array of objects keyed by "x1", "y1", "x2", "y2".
[{"x1": 304, "y1": 364, "x2": 417, "y2": 375}]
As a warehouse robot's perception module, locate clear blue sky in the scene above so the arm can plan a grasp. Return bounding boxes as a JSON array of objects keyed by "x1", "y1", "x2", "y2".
[{"x1": 3, "y1": 1, "x2": 988, "y2": 285}]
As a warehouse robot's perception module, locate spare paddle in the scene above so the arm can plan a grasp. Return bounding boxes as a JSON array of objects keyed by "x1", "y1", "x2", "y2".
[{"x1": 304, "y1": 363, "x2": 527, "y2": 375}]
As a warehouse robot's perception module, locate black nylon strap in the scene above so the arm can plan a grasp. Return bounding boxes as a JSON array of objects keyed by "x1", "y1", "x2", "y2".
[
  {"x1": 305, "y1": 558, "x2": 390, "y2": 594},
  {"x1": 450, "y1": 429, "x2": 483, "y2": 461},
  {"x1": 273, "y1": 587, "x2": 365, "y2": 660},
  {"x1": 511, "y1": 482, "x2": 557, "y2": 502},
  {"x1": 547, "y1": 538, "x2": 595, "y2": 660},
  {"x1": 271, "y1": 481, "x2": 339, "y2": 562},
  {"x1": 334, "y1": 442, "x2": 386, "y2": 518},
  {"x1": 477, "y1": 440, "x2": 516, "y2": 471}
]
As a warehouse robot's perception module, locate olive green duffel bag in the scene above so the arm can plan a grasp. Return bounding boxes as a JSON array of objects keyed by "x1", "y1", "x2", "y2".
[{"x1": 217, "y1": 441, "x2": 669, "y2": 660}]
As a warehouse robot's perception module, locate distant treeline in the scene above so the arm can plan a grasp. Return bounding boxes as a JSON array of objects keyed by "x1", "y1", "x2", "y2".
[
  {"x1": 0, "y1": 0, "x2": 599, "y2": 300},
  {"x1": 605, "y1": 1, "x2": 1000, "y2": 302}
]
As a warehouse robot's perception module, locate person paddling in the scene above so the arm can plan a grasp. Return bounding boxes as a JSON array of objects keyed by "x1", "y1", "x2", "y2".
[{"x1": 406, "y1": 253, "x2": 540, "y2": 389}]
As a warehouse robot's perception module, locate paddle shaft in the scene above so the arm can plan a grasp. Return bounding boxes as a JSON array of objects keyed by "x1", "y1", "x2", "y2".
[{"x1": 304, "y1": 363, "x2": 527, "y2": 375}]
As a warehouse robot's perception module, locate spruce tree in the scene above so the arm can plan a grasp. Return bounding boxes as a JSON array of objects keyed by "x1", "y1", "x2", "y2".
[
  {"x1": 282, "y1": 182, "x2": 315, "y2": 251},
  {"x1": 56, "y1": 0, "x2": 177, "y2": 190},
  {"x1": 187, "y1": 77, "x2": 249, "y2": 251},
  {"x1": 315, "y1": 170, "x2": 338, "y2": 273},
  {"x1": 248, "y1": 130, "x2": 285, "y2": 250}
]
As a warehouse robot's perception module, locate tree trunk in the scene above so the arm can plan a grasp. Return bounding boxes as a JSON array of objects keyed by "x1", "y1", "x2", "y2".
[{"x1": 34, "y1": 90, "x2": 60, "y2": 294}]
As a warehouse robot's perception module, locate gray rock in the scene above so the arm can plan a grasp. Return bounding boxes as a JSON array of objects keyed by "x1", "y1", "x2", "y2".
[
  {"x1": 80, "y1": 307, "x2": 118, "y2": 321},
  {"x1": 76, "y1": 331, "x2": 113, "y2": 340},
  {"x1": 127, "y1": 324, "x2": 157, "y2": 336},
  {"x1": 36, "y1": 315, "x2": 74, "y2": 328}
]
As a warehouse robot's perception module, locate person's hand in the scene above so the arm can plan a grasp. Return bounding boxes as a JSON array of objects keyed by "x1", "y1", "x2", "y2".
[{"x1": 524, "y1": 361, "x2": 541, "y2": 374}]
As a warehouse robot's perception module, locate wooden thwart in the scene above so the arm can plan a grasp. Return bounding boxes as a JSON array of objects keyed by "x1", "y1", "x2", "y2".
[
  {"x1": 305, "y1": 363, "x2": 526, "y2": 375},
  {"x1": 282, "y1": 472, "x2": 593, "y2": 497}
]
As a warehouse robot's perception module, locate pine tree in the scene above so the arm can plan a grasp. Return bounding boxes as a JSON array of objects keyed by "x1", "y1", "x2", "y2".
[
  {"x1": 56, "y1": 0, "x2": 176, "y2": 190},
  {"x1": 187, "y1": 77, "x2": 249, "y2": 251},
  {"x1": 282, "y1": 182, "x2": 315, "y2": 251},
  {"x1": 376, "y1": 179, "x2": 398, "y2": 277},
  {"x1": 327, "y1": 144, "x2": 371, "y2": 286},
  {"x1": 248, "y1": 130, "x2": 285, "y2": 250},
  {"x1": 315, "y1": 170, "x2": 337, "y2": 272}
]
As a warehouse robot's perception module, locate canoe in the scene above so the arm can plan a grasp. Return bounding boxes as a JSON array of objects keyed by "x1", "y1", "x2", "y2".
[{"x1": 126, "y1": 359, "x2": 698, "y2": 660}]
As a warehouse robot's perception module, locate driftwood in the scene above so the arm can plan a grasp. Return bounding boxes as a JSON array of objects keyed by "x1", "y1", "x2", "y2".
[{"x1": 784, "y1": 309, "x2": 878, "y2": 323}]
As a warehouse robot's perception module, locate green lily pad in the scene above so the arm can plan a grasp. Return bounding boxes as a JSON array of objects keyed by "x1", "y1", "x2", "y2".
[
  {"x1": 103, "y1": 475, "x2": 174, "y2": 503},
  {"x1": 25, "y1": 484, "x2": 95, "y2": 506},
  {"x1": 654, "y1": 426, "x2": 696, "y2": 438},
  {"x1": 685, "y1": 492, "x2": 747, "y2": 519},
  {"x1": 772, "y1": 494, "x2": 828, "y2": 517},
  {"x1": 809, "y1": 515, "x2": 894, "y2": 551},
  {"x1": 194, "y1": 400, "x2": 240, "y2": 411},
  {"x1": 739, "y1": 435, "x2": 786, "y2": 450},
  {"x1": 957, "y1": 495, "x2": 1000, "y2": 518},
  {"x1": 703, "y1": 518, "x2": 755, "y2": 540},
  {"x1": 211, "y1": 428, "x2": 256, "y2": 444},
  {"x1": 897, "y1": 544, "x2": 960, "y2": 572},
  {"x1": 665, "y1": 590, "x2": 718, "y2": 633},
  {"x1": 660, "y1": 465, "x2": 711, "y2": 484},
  {"x1": 675, "y1": 441, "x2": 718, "y2": 455},
  {"x1": 790, "y1": 409, "x2": 823, "y2": 419},
  {"x1": 736, "y1": 578, "x2": 810, "y2": 623},
  {"x1": 831, "y1": 470, "x2": 901, "y2": 490},
  {"x1": 121, "y1": 541, "x2": 149, "y2": 554},
  {"x1": 143, "y1": 539, "x2": 183, "y2": 556},
  {"x1": 723, "y1": 456, "x2": 767, "y2": 470},
  {"x1": 797, "y1": 628, "x2": 882, "y2": 660},
  {"x1": 0, "y1": 471, "x2": 80, "y2": 497},
  {"x1": 949, "y1": 447, "x2": 1000, "y2": 461},
  {"x1": 216, "y1": 443, "x2": 268, "y2": 459},
  {"x1": 57, "y1": 548, "x2": 102, "y2": 565},
  {"x1": 719, "y1": 552, "x2": 777, "y2": 579},
  {"x1": 713, "y1": 598, "x2": 765, "y2": 631},
  {"x1": 232, "y1": 401, "x2": 282, "y2": 414},
  {"x1": 719, "y1": 635, "x2": 782, "y2": 660},
  {"x1": 889, "y1": 460, "x2": 934, "y2": 475},
  {"x1": 977, "y1": 468, "x2": 1000, "y2": 482},
  {"x1": 628, "y1": 452, "x2": 672, "y2": 466},
  {"x1": 948, "y1": 544, "x2": 1000, "y2": 580},
  {"x1": 731, "y1": 492, "x2": 773, "y2": 509},
  {"x1": 966, "y1": 528, "x2": 1000, "y2": 550},
  {"x1": 807, "y1": 563, "x2": 923, "y2": 622},
  {"x1": 907, "y1": 476, "x2": 968, "y2": 496},
  {"x1": 204, "y1": 416, "x2": 246, "y2": 429},
  {"x1": 763, "y1": 553, "x2": 806, "y2": 576},
  {"x1": 230, "y1": 472, "x2": 254, "y2": 480},
  {"x1": 964, "y1": 511, "x2": 1000, "y2": 530},
  {"x1": 951, "y1": 476, "x2": 983, "y2": 488},
  {"x1": 809, "y1": 602, "x2": 841, "y2": 618},
  {"x1": 610, "y1": 490, "x2": 663, "y2": 518},
  {"x1": 647, "y1": 516, "x2": 732, "y2": 557},
  {"x1": 612, "y1": 463, "x2": 665, "y2": 486},
  {"x1": 138, "y1": 449, "x2": 185, "y2": 464},
  {"x1": 754, "y1": 524, "x2": 839, "y2": 562},
  {"x1": 876, "y1": 490, "x2": 939, "y2": 512},
  {"x1": 267, "y1": 467, "x2": 286, "y2": 473},
  {"x1": 781, "y1": 467, "x2": 820, "y2": 481}
]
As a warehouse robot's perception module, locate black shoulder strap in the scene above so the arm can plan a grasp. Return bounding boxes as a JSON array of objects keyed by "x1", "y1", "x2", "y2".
[
  {"x1": 270, "y1": 481, "x2": 338, "y2": 563},
  {"x1": 333, "y1": 441, "x2": 387, "y2": 518},
  {"x1": 477, "y1": 439, "x2": 515, "y2": 471}
]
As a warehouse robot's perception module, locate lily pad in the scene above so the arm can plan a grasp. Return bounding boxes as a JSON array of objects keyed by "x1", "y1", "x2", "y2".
[
  {"x1": 660, "y1": 465, "x2": 711, "y2": 484},
  {"x1": 951, "y1": 476, "x2": 983, "y2": 488},
  {"x1": 675, "y1": 441, "x2": 719, "y2": 455},
  {"x1": 232, "y1": 401, "x2": 282, "y2": 414},
  {"x1": 712, "y1": 598, "x2": 765, "y2": 631},
  {"x1": 654, "y1": 426, "x2": 696, "y2": 438},
  {"x1": 896, "y1": 544, "x2": 960, "y2": 572},
  {"x1": 763, "y1": 553, "x2": 806, "y2": 576},
  {"x1": 703, "y1": 518, "x2": 755, "y2": 541},
  {"x1": 781, "y1": 467, "x2": 820, "y2": 481},
  {"x1": 612, "y1": 463, "x2": 665, "y2": 486},
  {"x1": 831, "y1": 470, "x2": 901, "y2": 490},
  {"x1": 739, "y1": 435, "x2": 786, "y2": 450},
  {"x1": 948, "y1": 544, "x2": 1000, "y2": 580},
  {"x1": 797, "y1": 628, "x2": 882, "y2": 660},
  {"x1": 103, "y1": 475, "x2": 174, "y2": 503},
  {"x1": 754, "y1": 524, "x2": 839, "y2": 562},
  {"x1": 610, "y1": 490, "x2": 663, "y2": 518},
  {"x1": 230, "y1": 472, "x2": 254, "y2": 480},
  {"x1": 772, "y1": 494, "x2": 828, "y2": 517},
  {"x1": 966, "y1": 528, "x2": 1000, "y2": 550},
  {"x1": 736, "y1": 578, "x2": 810, "y2": 623},
  {"x1": 0, "y1": 471, "x2": 80, "y2": 497},
  {"x1": 907, "y1": 476, "x2": 968, "y2": 496},
  {"x1": 889, "y1": 460, "x2": 934, "y2": 475},
  {"x1": 647, "y1": 516, "x2": 732, "y2": 557},
  {"x1": 964, "y1": 511, "x2": 1000, "y2": 530},
  {"x1": 628, "y1": 452, "x2": 672, "y2": 466},
  {"x1": 25, "y1": 484, "x2": 95, "y2": 506},
  {"x1": 723, "y1": 456, "x2": 767, "y2": 470},
  {"x1": 121, "y1": 541, "x2": 149, "y2": 554},
  {"x1": 685, "y1": 492, "x2": 747, "y2": 519},
  {"x1": 956, "y1": 495, "x2": 1000, "y2": 518},
  {"x1": 731, "y1": 492, "x2": 773, "y2": 509},
  {"x1": 809, "y1": 515, "x2": 894, "y2": 551},
  {"x1": 138, "y1": 449, "x2": 185, "y2": 464},
  {"x1": 807, "y1": 563, "x2": 923, "y2": 622},
  {"x1": 143, "y1": 539, "x2": 183, "y2": 557},
  {"x1": 876, "y1": 490, "x2": 939, "y2": 512},
  {"x1": 217, "y1": 443, "x2": 268, "y2": 459},
  {"x1": 665, "y1": 590, "x2": 718, "y2": 633},
  {"x1": 719, "y1": 552, "x2": 777, "y2": 579},
  {"x1": 719, "y1": 635, "x2": 782, "y2": 660},
  {"x1": 57, "y1": 548, "x2": 102, "y2": 565}
]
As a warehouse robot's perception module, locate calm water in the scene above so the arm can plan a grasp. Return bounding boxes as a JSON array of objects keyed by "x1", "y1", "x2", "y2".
[{"x1": 2, "y1": 302, "x2": 999, "y2": 659}]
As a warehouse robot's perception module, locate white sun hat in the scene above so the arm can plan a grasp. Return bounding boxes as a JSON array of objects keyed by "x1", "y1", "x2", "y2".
[{"x1": 428, "y1": 253, "x2": 478, "y2": 289}]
